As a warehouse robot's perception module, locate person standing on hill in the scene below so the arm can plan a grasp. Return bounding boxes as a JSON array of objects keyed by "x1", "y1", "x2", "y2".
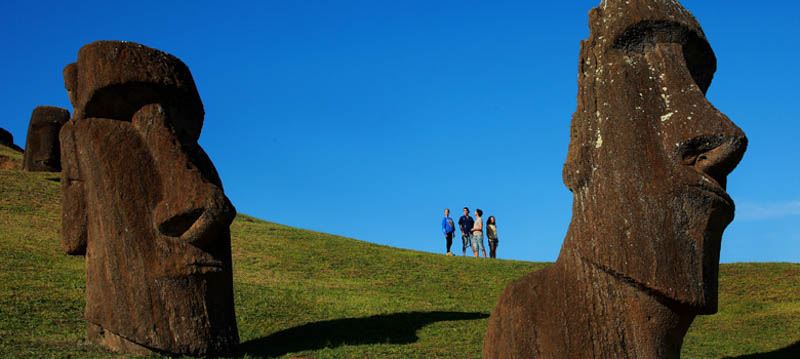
[
  {"x1": 441, "y1": 208, "x2": 456, "y2": 256},
  {"x1": 458, "y1": 207, "x2": 474, "y2": 257},
  {"x1": 471, "y1": 208, "x2": 487, "y2": 258},
  {"x1": 486, "y1": 215, "x2": 499, "y2": 259}
]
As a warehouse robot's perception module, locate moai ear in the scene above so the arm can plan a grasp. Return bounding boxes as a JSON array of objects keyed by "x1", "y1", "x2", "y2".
[
  {"x1": 61, "y1": 61, "x2": 86, "y2": 255},
  {"x1": 63, "y1": 63, "x2": 79, "y2": 114},
  {"x1": 59, "y1": 120, "x2": 87, "y2": 255}
]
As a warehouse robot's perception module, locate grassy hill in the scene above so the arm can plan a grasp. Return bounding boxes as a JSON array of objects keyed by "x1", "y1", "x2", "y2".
[
  {"x1": 0, "y1": 151, "x2": 798, "y2": 358},
  {"x1": 0, "y1": 143, "x2": 22, "y2": 170}
]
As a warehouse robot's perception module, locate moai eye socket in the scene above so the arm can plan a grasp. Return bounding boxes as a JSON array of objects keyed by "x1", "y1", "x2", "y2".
[
  {"x1": 83, "y1": 83, "x2": 204, "y2": 143},
  {"x1": 612, "y1": 21, "x2": 716, "y2": 93}
]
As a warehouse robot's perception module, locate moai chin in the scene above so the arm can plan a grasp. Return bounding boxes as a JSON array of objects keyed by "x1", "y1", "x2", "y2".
[
  {"x1": 483, "y1": 1, "x2": 747, "y2": 358},
  {"x1": 22, "y1": 106, "x2": 70, "y2": 172},
  {"x1": 59, "y1": 41, "x2": 239, "y2": 356}
]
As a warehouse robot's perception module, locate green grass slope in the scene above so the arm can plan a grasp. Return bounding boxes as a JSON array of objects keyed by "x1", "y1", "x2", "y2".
[
  {"x1": 1, "y1": 158, "x2": 798, "y2": 358},
  {"x1": 0, "y1": 144, "x2": 23, "y2": 170}
]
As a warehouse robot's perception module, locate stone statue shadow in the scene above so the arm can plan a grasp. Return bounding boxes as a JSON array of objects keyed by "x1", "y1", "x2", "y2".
[
  {"x1": 238, "y1": 311, "x2": 489, "y2": 357},
  {"x1": 725, "y1": 341, "x2": 800, "y2": 359}
]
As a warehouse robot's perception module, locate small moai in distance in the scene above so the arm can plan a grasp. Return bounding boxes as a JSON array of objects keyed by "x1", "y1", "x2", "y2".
[
  {"x1": 0, "y1": 127, "x2": 23, "y2": 152},
  {"x1": 483, "y1": 0, "x2": 747, "y2": 358},
  {"x1": 60, "y1": 41, "x2": 239, "y2": 356},
  {"x1": 22, "y1": 106, "x2": 70, "y2": 172}
]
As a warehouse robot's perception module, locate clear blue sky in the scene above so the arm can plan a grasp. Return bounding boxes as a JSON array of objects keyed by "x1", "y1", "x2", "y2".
[{"x1": 1, "y1": 1, "x2": 797, "y2": 262}]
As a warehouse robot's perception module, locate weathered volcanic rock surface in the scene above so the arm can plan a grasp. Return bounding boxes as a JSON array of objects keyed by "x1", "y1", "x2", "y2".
[
  {"x1": 483, "y1": 0, "x2": 747, "y2": 358},
  {"x1": 22, "y1": 106, "x2": 69, "y2": 172},
  {"x1": 60, "y1": 41, "x2": 239, "y2": 356}
]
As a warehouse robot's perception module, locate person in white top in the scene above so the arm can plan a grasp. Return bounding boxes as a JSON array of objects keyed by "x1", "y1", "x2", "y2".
[{"x1": 471, "y1": 208, "x2": 487, "y2": 258}]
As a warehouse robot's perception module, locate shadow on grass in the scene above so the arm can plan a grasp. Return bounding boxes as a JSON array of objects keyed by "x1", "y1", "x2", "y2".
[
  {"x1": 725, "y1": 341, "x2": 800, "y2": 358},
  {"x1": 238, "y1": 311, "x2": 489, "y2": 357}
]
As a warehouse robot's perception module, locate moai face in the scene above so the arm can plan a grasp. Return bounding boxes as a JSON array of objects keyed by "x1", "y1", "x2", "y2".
[
  {"x1": 562, "y1": 0, "x2": 747, "y2": 314},
  {"x1": 60, "y1": 41, "x2": 238, "y2": 355}
]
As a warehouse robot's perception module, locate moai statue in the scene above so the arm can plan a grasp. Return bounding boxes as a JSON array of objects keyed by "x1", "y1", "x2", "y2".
[
  {"x1": 483, "y1": 1, "x2": 747, "y2": 358},
  {"x1": 22, "y1": 106, "x2": 70, "y2": 171},
  {"x1": 0, "y1": 127, "x2": 23, "y2": 152},
  {"x1": 59, "y1": 41, "x2": 239, "y2": 356}
]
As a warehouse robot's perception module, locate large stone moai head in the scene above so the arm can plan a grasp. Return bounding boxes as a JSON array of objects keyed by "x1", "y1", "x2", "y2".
[
  {"x1": 22, "y1": 106, "x2": 70, "y2": 172},
  {"x1": 59, "y1": 41, "x2": 239, "y2": 356},
  {"x1": 561, "y1": 0, "x2": 746, "y2": 313}
]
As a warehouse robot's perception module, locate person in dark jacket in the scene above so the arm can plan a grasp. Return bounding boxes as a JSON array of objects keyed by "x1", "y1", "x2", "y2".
[
  {"x1": 487, "y1": 215, "x2": 499, "y2": 259},
  {"x1": 458, "y1": 207, "x2": 474, "y2": 257}
]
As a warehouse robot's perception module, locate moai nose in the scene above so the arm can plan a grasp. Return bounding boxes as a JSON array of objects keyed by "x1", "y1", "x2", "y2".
[
  {"x1": 154, "y1": 192, "x2": 235, "y2": 250},
  {"x1": 131, "y1": 103, "x2": 236, "y2": 250},
  {"x1": 692, "y1": 137, "x2": 747, "y2": 189},
  {"x1": 157, "y1": 207, "x2": 205, "y2": 237},
  {"x1": 679, "y1": 133, "x2": 747, "y2": 190}
]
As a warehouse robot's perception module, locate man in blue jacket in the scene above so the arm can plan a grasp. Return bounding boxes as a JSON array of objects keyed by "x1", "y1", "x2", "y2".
[{"x1": 441, "y1": 208, "x2": 456, "y2": 256}]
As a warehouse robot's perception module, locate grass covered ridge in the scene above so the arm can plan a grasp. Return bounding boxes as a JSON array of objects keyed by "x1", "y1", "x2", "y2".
[{"x1": 1, "y1": 156, "x2": 798, "y2": 358}]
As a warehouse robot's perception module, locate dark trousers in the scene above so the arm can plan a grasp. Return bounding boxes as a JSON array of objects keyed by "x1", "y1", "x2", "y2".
[
  {"x1": 488, "y1": 240, "x2": 498, "y2": 258},
  {"x1": 445, "y1": 232, "x2": 453, "y2": 253}
]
